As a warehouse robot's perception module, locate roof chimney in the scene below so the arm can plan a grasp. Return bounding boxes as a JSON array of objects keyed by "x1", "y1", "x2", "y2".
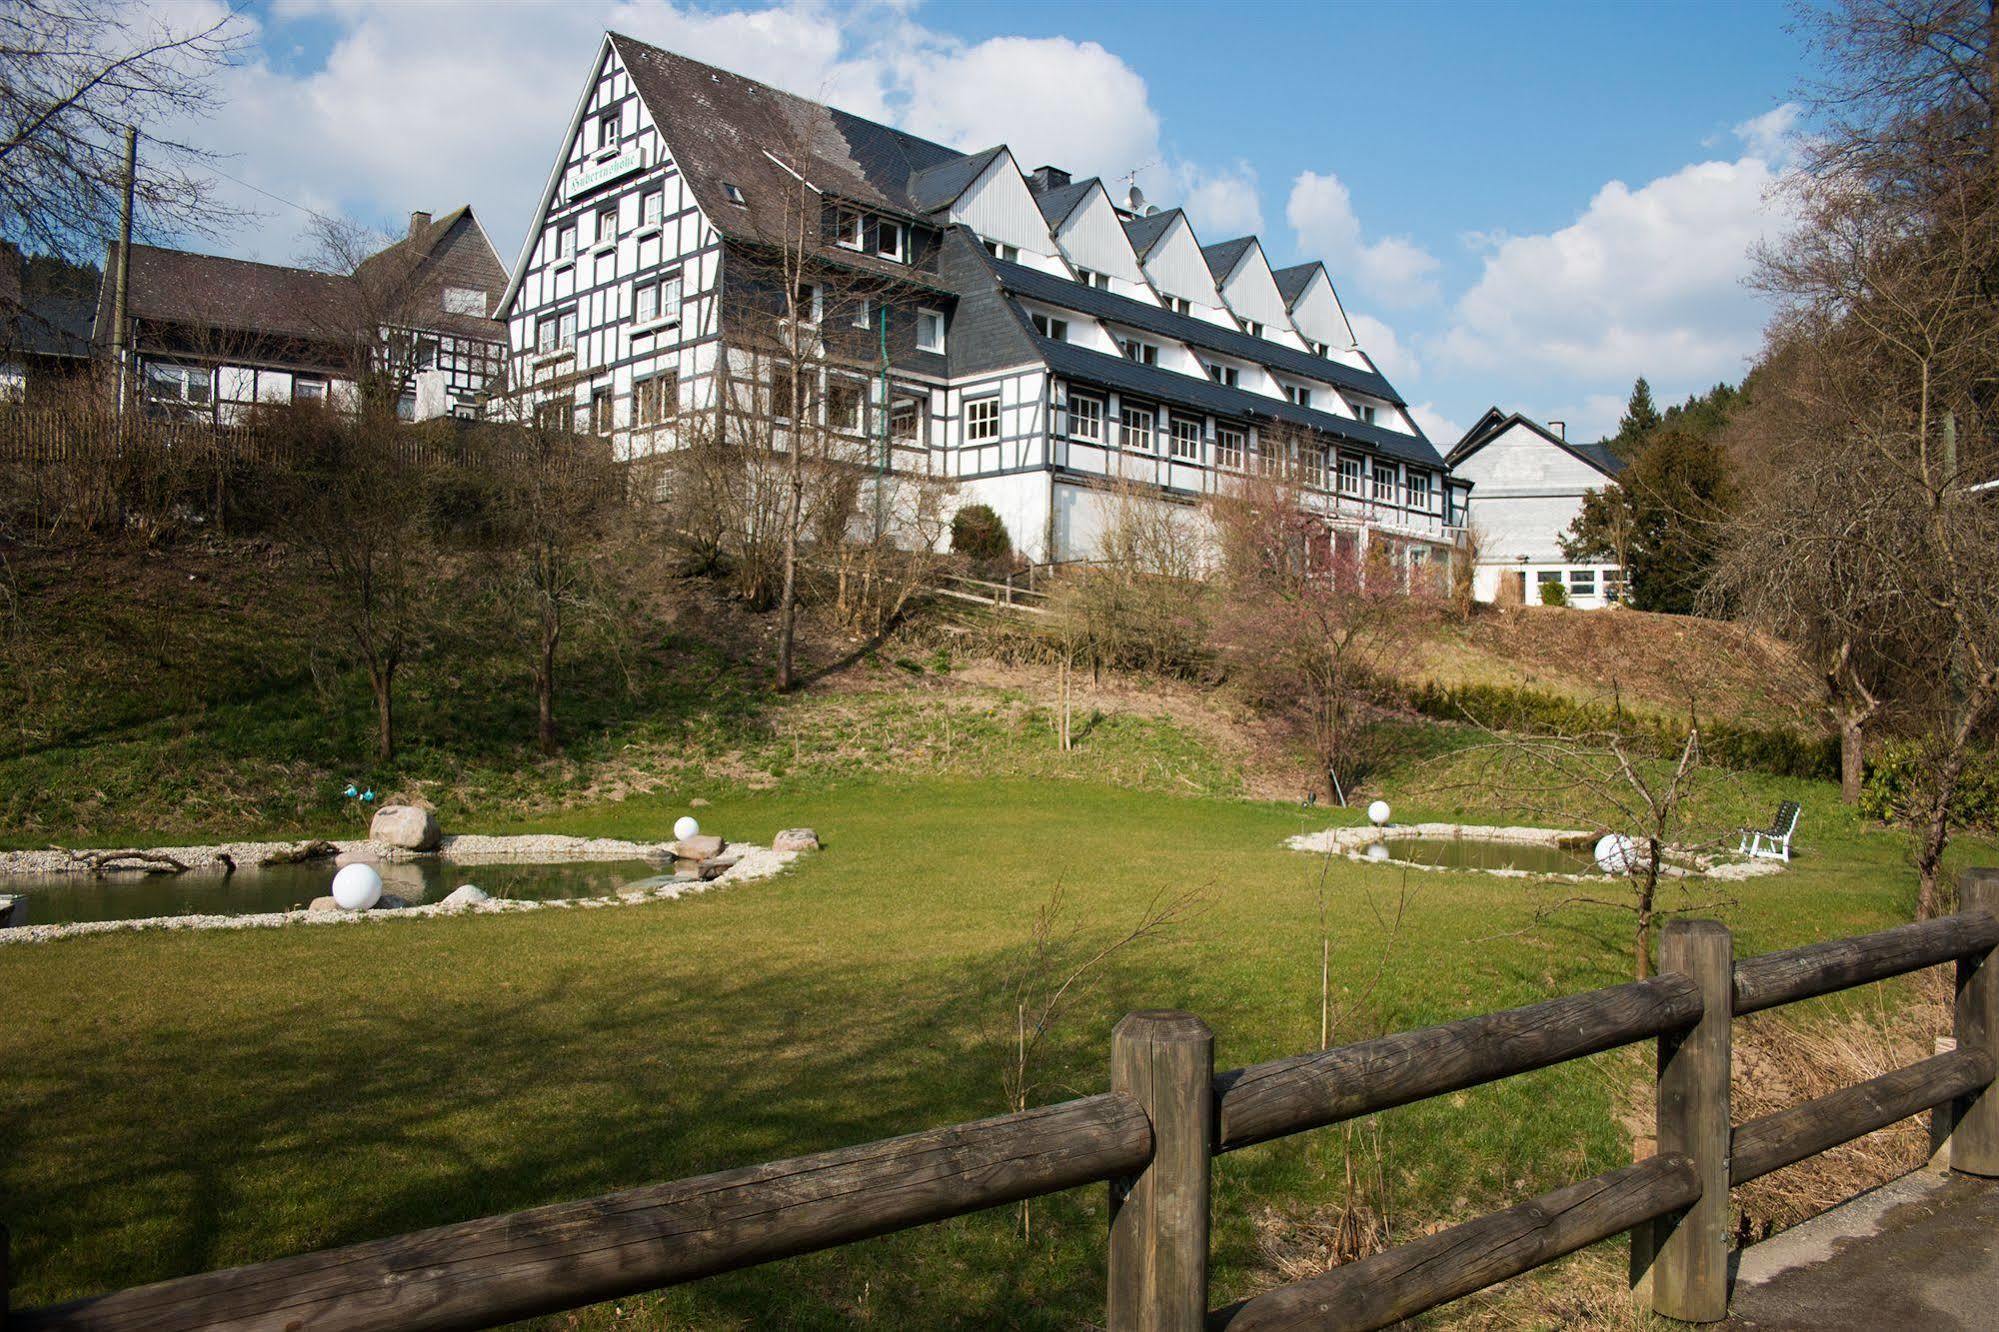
[
  {"x1": 408, "y1": 210, "x2": 432, "y2": 238},
  {"x1": 1548, "y1": 419, "x2": 1566, "y2": 440},
  {"x1": 1028, "y1": 165, "x2": 1071, "y2": 194}
]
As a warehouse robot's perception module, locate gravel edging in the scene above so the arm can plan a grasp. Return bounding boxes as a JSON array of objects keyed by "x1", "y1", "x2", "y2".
[
  {"x1": 1286, "y1": 822, "x2": 1787, "y2": 883},
  {"x1": 0, "y1": 832, "x2": 683, "y2": 878},
  {"x1": 0, "y1": 838, "x2": 798, "y2": 945}
]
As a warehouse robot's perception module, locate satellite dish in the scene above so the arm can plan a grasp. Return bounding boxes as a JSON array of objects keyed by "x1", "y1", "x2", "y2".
[
  {"x1": 1127, "y1": 184, "x2": 1147, "y2": 212},
  {"x1": 1144, "y1": 204, "x2": 1161, "y2": 216}
]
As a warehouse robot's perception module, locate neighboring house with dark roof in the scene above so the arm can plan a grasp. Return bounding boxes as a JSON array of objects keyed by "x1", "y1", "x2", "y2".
[
  {"x1": 0, "y1": 244, "x2": 95, "y2": 399},
  {"x1": 500, "y1": 32, "x2": 1467, "y2": 567},
  {"x1": 93, "y1": 208, "x2": 506, "y2": 423},
  {"x1": 1446, "y1": 407, "x2": 1626, "y2": 608}
]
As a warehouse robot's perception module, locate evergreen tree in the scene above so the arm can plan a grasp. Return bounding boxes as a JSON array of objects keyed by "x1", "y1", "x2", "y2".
[
  {"x1": 1609, "y1": 376, "x2": 1662, "y2": 459},
  {"x1": 1564, "y1": 427, "x2": 1734, "y2": 613}
]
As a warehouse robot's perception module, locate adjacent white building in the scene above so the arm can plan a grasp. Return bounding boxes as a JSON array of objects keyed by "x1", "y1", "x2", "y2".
[
  {"x1": 498, "y1": 33, "x2": 1470, "y2": 571},
  {"x1": 1447, "y1": 408, "x2": 1626, "y2": 608}
]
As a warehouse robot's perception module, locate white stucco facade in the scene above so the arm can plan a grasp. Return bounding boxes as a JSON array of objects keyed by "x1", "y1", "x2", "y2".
[{"x1": 1448, "y1": 411, "x2": 1624, "y2": 609}]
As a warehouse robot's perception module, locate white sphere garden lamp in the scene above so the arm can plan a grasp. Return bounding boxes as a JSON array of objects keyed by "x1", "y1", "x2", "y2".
[
  {"x1": 1594, "y1": 833, "x2": 1639, "y2": 875},
  {"x1": 330, "y1": 862, "x2": 383, "y2": 911},
  {"x1": 673, "y1": 815, "x2": 701, "y2": 842},
  {"x1": 1367, "y1": 800, "x2": 1391, "y2": 827}
]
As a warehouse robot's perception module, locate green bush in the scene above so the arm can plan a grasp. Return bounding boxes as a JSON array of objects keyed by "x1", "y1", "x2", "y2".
[
  {"x1": 1405, "y1": 680, "x2": 1839, "y2": 782},
  {"x1": 1860, "y1": 740, "x2": 1999, "y2": 830},
  {"x1": 951, "y1": 504, "x2": 1012, "y2": 566},
  {"x1": 1538, "y1": 579, "x2": 1569, "y2": 607}
]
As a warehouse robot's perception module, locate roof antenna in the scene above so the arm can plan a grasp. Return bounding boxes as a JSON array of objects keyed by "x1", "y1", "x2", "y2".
[{"x1": 1118, "y1": 160, "x2": 1160, "y2": 214}]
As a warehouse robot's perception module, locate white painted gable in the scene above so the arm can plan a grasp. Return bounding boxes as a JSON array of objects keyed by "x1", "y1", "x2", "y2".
[
  {"x1": 1216, "y1": 241, "x2": 1295, "y2": 331},
  {"x1": 1142, "y1": 214, "x2": 1226, "y2": 311},
  {"x1": 953, "y1": 152, "x2": 1057, "y2": 257},
  {"x1": 1056, "y1": 185, "x2": 1151, "y2": 297},
  {"x1": 1453, "y1": 422, "x2": 1611, "y2": 494},
  {"x1": 1288, "y1": 267, "x2": 1355, "y2": 350}
]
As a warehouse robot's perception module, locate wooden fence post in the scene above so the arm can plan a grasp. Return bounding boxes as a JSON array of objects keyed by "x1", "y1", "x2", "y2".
[
  {"x1": 1947, "y1": 869, "x2": 1999, "y2": 1176},
  {"x1": 3, "y1": 1220, "x2": 11, "y2": 1330},
  {"x1": 1108, "y1": 1011, "x2": 1213, "y2": 1332},
  {"x1": 1641, "y1": 919, "x2": 1732, "y2": 1323}
]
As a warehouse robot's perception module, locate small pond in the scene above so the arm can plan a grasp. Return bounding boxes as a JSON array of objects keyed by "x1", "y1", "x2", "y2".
[
  {"x1": 1365, "y1": 837, "x2": 1603, "y2": 876},
  {"x1": 0, "y1": 858, "x2": 667, "y2": 927}
]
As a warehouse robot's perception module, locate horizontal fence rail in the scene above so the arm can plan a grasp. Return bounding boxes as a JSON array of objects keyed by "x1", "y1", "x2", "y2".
[{"x1": 8, "y1": 870, "x2": 1998, "y2": 1332}]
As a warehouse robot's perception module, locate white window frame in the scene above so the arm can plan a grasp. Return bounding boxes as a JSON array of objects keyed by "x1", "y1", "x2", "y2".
[
  {"x1": 965, "y1": 396, "x2": 1001, "y2": 443},
  {"x1": 1119, "y1": 337, "x2": 1158, "y2": 366},
  {"x1": 1338, "y1": 455, "x2": 1363, "y2": 496},
  {"x1": 1217, "y1": 425, "x2": 1246, "y2": 471},
  {"x1": 1119, "y1": 404, "x2": 1155, "y2": 453},
  {"x1": 1169, "y1": 416, "x2": 1201, "y2": 461},
  {"x1": 828, "y1": 378, "x2": 866, "y2": 435},
  {"x1": 1406, "y1": 471, "x2": 1432, "y2": 510},
  {"x1": 1030, "y1": 312, "x2": 1068, "y2": 341},
  {"x1": 916, "y1": 308, "x2": 945, "y2": 353},
  {"x1": 1205, "y1": 362, "x2": 1239, "y2": 388},
  {"x1": 596, "y1": 111, "x2": 619, "y2": 152},
  {"x1": 1371, "y1": 462, "x2": 1397, "y2": 503},
  {"x1": 640, "y1": 189, "x2": 664, "y2": 230},
  {"x1": 633, "y1": 269, "x2": 682, "y2": 330},
  {"x1": 1067, "y1": 393, "x2": 1104, "y2": 442},
  {"x1": 634, "y1": 370, "x2": 678, "y2": 426},
  {"x1": 595, "y1": 204, "x2": 619, "y2": 250},
  {"x1": 834, "y1": 207, "x2": 863, "y2": 250},
  {"x1": 875, "y1": 220, "x2": 907, "y2": 263}
]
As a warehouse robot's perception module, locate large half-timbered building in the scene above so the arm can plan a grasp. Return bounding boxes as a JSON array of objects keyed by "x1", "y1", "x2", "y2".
[{"x1": 501, "y1": 33, "x2": 1469, "y2": 567}]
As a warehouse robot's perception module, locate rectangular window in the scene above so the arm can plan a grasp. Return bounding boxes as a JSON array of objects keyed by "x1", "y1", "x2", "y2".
[
  {"x1": 1309, "y1": 340, "x2": 1330, "y2": 357},
  {"x1": 1569, "y1": 568, "x2": 1598, "y2": 595},
  {"x1": 1169, "y1": 417, "x2": 1201, "y2": 460},
  {"x1": 415, "y1": 336, "x2": 438, "y2": 371},
  {"x1": 294, "y1": 376, "x2": 326, "y2": 403},
  {"x1": 1075, "y1": 266, "x2": 1100, "y2": 288},
  {"x1": 769, "y1": 365, "x2": 806, "y2": 421},
  {"x1": 1282, "y1": 383, "x2": 1313, "y2": 409},
  {"x1": 634, "y1": 270, "x2": 681, "y2": 326},
  {"x1": 917, "y1": 308, "x2": 945, "y2": 353},
  {"x1": 536, "y1": 398, "x2": 570, "y2": 433},
  {"x1": 1406, "y1": 471, "x2": 1432, "y2": 509},
  {"x1": 641, "y1": 190, "x2": 663, "y2": 227},
  {"x1": 875, "y1": 221, "x2": 906, "y2": 262},
  {"x1": 556, "y1": 224, "x2": 576, "y2": 260},
  {"x1": 889, "y1": 395, "x2": 922, "y2": 443},
  {"x1": 1372, "y1": 462, "x2": 1397, "y2": 502},
  {"x1": 722, "y1": 181, "x2": 747, "y2": 206},
  {"x1": 1119, "y1": 337, "x2": 1158, "y2": 366},
  {"x1": 793, "y1": 282, "x2": 820, "y2": 324},
  {"x1": 1119, "y1": 405, "x2": 1155, "y2": 453},
  {"x1": 1255, "y1": 441, "x2": 1283, "y2": 476},
  {"x1": 442, "y1": 286, "x2": 487, "y2": 316},
  {"x1": 1030, "y1": 312, "x2": 1068, "y2": 341},
  {"x1": 597, "y1": 112, "x2": 618, "y2": 150},
  {"x1": 1354, "y1": 403, "x2": 1378, "y2": 425},
  {"x1": 835, "y1": 207, "x2": 863, "y2": 249},
  {"x1": 983, "y1": 238, "x2": 1017, "y2": 261},
  {"x1": 1300, "y1": 445, "x2": 1328, "y2": 488},
  {"x1": 1338, "y1": 455, "x2": 1363, "y2": 495},
  {"x1": 635, "y1": 370, "x2": 678, "y2": 426},
  {"x1": 1217, "y1": 426, "x2": 1245, "y2": 470},
  {"x1": 829, "y1": 379, "x2": 864, "y2": 434},
  {"x1": 590, "y1": 387, "x2": 615, "y2": 436},
  {"x1": 1067, "y1": 394, "x2": 1103, "y2": 442},
  {"x1": 853, "y1": 297, "x2": 872, "y2": 330},
  {"x1": 596, "y1": 206, "x2": 618, "y2": 247},
  {"x1": 1244, "y1": 319, "x2": 1263, "y2": 338},
  {"x1": 536, "y1": 308, "x2": 576, "y2": 353},
  {"x1": 1171, "y1": 296, "x2": 1192, "y2": 315},
  {"x1": 966, "y1": 396, "x2": 1000, "y2": 442},
  {"x1": 1205, "y1": 362, "x2": 1239, "y2": 388}
]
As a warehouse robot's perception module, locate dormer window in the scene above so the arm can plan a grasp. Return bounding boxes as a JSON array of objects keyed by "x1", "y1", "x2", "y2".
[
  {"x1": 722, "y1": 182, "x2": 747, "y2": 206},
  {"x1": 917, "y1": 308, "x2": 945, "y2": 353},
  {"x1": 1204, "y1": 362, "x2": 1239, "y2": 388},
  {"x1": 1243, "y1": 319, "x2": 1263, "y2": 338},
  {"x1": 1308, "y1": 340, "x2": 1330, "y2": 358},
  {"x1": 1282, "y1": 383, "x2": 1313, "y2": 409},
  {"x1": 834, "y1": 207, "x2": 863, "y2": 249},
  {"x1": 1119, "y1": 337, "x2": 1158, "y2": 366},
  {"x1": 875, "y1": 220, "x2": 906, "y2": 262},
  {"x1": 1170, "y1": 297, "x2": 1193, "y2": 316},
  {"x1": 1353, "y1": 403, "x2": 1377, "y2": 425},
  {"x1": 983, "y1": 238, "x2": 1017, "y2": 262},
  {"x1": 1030, "y1": 312, "x2": 1068, "y2": 342}
]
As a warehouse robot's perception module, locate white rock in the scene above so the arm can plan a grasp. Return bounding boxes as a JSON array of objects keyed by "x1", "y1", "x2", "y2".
[
  {"x1": 370, "y1": 805, "x2": 441, "y2": 852},
  {"x1": 441, "y1": 885, "x2": 490, "y2": 909},
  {"x1": 772, "y1": 827, "x2": 820, "y2": 853}
]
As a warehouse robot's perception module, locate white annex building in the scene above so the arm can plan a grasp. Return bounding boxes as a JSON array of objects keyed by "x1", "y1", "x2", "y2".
[
  {"x1": 1446, "y1": 408, "x2": 1626, "y2": 609},
  {"x1": 499, "y1": 33, "x2": 1470, "y2": 569}
]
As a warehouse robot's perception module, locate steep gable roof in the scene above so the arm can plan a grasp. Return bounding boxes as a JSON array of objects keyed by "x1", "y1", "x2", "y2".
[
  {"x1": 1201, "y1": 236, "x2": 1255, "y2": 282},
  {"x1": 94, "y1": 244, "x2": 359, "y2": 349},
  {"x1": 907, "y1": 145, "x2": 1007, "y2": 213},
  {"x1": 1034, "y1": 176, "x2": 1097, "y2": 226},
  {"x1": 1121, "y1": 208, "x2": 1180, "y2": 259},
  {"x1": 1447, "y1": 407, "x2": 1625, "y2": 479},
  {"x1": 1272, "y1": 262, "x2": 1321, "y2": 309}
]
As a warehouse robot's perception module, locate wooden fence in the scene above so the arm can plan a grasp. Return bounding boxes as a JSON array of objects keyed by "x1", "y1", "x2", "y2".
[{"x1": 6, "y1": 869, "x2": 1997, "y2": 1331}]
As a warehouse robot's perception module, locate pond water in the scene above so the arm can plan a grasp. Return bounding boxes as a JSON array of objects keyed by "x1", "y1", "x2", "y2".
[
  {"x1": 1366, "y1": 837, "x2": 1603, "y2": 876},
  {"x1": 0, "y1": 858, "x2": 668, "y2": 927}
]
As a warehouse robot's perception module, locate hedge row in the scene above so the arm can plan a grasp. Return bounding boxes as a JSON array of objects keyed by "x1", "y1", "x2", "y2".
[{"x1": 1404, "y1": 680, "x2": 1841, "y2": 782}]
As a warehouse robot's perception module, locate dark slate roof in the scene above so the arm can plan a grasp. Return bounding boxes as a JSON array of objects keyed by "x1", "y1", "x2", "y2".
[
  {"x1": 1272, "y1": 262, "x2": 1321, "y2": 309},
  {"x1": 1201, "y1": 237, "x2": 1255, "y2": 282},
  {"x1": 94, "y1": 244, "x2": 359, "y2": 347},
  {"x1": 1447, "y1": 407, "x2": 1624, "y2": 478},
  {"x1": 906, "y1": 145, "x2": 1006, "y2": 214},
  {"x1": 1028, "y1": 330, "x2": 1443, "y2": 468},
  {"x1": 352, "y1": 206, "x2": 507, "y2": 340},
  {"x1": 1120, "y1": 208, "x2": 1180, "y2": 258},
  {"x1": 984, "y1": 252, "x2": 1407, "y2": 407},
  {"x1": 10, "y1": 293, "x2": 93, "y2": 359},
  {"x1": 1034, "y1": 176, "x2": 1097, "y2": 226}
]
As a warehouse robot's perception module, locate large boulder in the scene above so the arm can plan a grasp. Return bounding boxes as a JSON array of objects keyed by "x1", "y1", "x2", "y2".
[
  {"x1": 773, "y1": 828, "x2": 820, "y2": 853},
  {"x1": 370, "y1": 804, "x2": 440, "y2": 852},
  {"x1": 671, "y1": 834, "x2": 724, "y2": 861}
]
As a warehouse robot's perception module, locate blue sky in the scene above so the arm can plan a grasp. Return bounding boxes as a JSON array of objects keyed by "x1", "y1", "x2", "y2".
[{"x1": 178, "y1": 0, "x2": 1811, "y2": 442}]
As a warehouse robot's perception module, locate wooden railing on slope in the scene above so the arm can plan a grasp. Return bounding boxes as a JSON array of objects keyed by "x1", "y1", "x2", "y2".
[{"x1": 7, "y1": 870, "x2": 1998, "y2": 1332}]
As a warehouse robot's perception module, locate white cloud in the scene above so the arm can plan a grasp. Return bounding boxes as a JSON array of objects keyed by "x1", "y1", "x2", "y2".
[
  {"x1": 166, "y1": 2, "x2": 1201, "y2": 267},
  {"x1": 1734, "y1": 102, "x2": 1803, "y2": 164},
  {"x1": 1434, "y1": 153, "x2": 1794, "y2": 386},
  {"x1": 1285, "y1": 170, "x2": 1440, "y2": 307},
  {"x1": 1409, "y1": 402, "x2": 1462, "y2": 445},
  {"x1": 1173, "y1": 160, "x2": 1263, "y2": 242},
  {"x1": 1347, "y1": 312, "x2": 1416, "y2": 383}
]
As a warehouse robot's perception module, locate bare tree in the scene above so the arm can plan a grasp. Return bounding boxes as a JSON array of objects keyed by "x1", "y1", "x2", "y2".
[{"x1": 0, "y1": 1, "x2": 245, "y2": 277}]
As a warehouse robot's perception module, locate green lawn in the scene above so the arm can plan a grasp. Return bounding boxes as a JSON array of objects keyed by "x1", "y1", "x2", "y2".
[{"x1": 1, "y1": 766, "x2": 1974, "y2": 1328}]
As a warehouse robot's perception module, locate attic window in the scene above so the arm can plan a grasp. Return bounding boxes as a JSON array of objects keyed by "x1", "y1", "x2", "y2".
[{"x1": 722, "y1": 182, "x2": 746, "y2": 206}]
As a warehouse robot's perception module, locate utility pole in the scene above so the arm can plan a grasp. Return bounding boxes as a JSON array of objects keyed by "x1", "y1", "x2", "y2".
[
  {"x1": 109, "y1": 124, "x2": 137, "y2": 417},
  {"x1": 874, "y1": 306, "x2": 889, "y2": 543}
]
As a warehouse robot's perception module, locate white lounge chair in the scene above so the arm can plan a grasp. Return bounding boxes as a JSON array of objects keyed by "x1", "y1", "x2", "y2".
[{"x1": 1739, "y1": 801, "x2": 1801, "y2": 862}]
